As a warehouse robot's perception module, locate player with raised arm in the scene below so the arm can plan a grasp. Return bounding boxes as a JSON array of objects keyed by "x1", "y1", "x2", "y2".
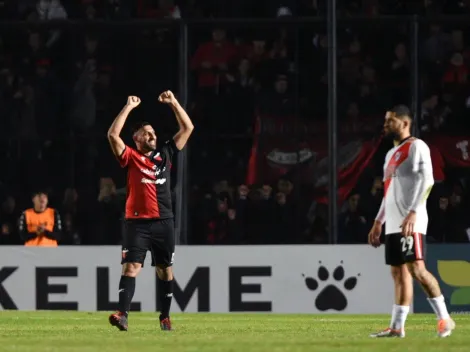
[
  {"x1": 368, "y1": 105, "x2": 455, "y2": 339},
  {"x1": 107, "y1": 91, "x2": 194, "y2": 332}
]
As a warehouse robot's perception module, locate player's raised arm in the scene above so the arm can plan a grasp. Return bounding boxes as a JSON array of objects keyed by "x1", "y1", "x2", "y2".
[
  {"x1": 107, "y1": 96, "x2": 141, "y2": 157},
  {"x1": 158, "y1": 90, "x2": 194, "y2": 150}
]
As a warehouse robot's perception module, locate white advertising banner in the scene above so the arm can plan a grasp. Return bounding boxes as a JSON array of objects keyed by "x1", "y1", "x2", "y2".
[{"x1": 0, "y1": 245, "x2": 395, "y2": 313}]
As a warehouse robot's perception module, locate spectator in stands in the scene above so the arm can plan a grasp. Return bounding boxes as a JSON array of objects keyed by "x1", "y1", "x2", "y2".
[
  {"x1": 422, "y1": 24, "x2": 451, "y2": 66},
  {"x1": 36, "y1": 0, "x2": 67, "y2": 49},
  {"x1": 103, "y1": 0, "x2": 134, "y2": 19},
  {"x1": 421, "y1": 93, "x2": 439, "y2": 132},
  {"x1": 191, "y1": 27, "x2": 237, "y2": 92},
  {"x1": 272, "y1": 190, "x2": 295, "y2": 243},
  {"x1": 0, "y1": 195, "x2": 20, "y2": 245},
  {"x1": 244, "y1": 36, "x2": 271, "y2": 86},
  {"x1": 92, "y1": 177, "x2": 123, "y2": 244},
  {"x1": 60, "y1": 213, "x2": 81, "y2": 245},
  {"x1": 137, "y1": 0, "x2": 181, "y2": 18},
  {"x1": 233, "y1": 184, "x2": 249, "y2": 240},
  {"x1": 343, "y1": 102, "x2": 360, "y2": 133},
  {"x1": 19, "y1": 191, "x2": 62, "y2": 247},
  {"x1": 450, "y1": 30, "x2": 469, "y2": 58},
  {"x1": 362, "y1": 176, "x2": 383, "y2": 222},
  {"x1": 59, "y1": 188, "x2": 81, "y2": 245},
  {"x1": 61, "y1": 188, "x2": 79, "y2": 225},
  {"x1": 20, "y1": 31, "x2": 49, "y2": 73},
  {"x1": 341, "y1": 38, "x2": 363, "y2": 90},
  {"x1": 338, "y1": 193, "x2": 368, "y2": 244},
  {"x1": 226, "y1": 58, "x2": 255, "y2": 93},
  {"x1": 206, "y1": 197, "x2": 232, "y2": 244},
  {"x1": 70, "y1": 59, "x2": 96, "y2": 133},
  {"x1": 269, "y1": 28, "x2": 294, "y2": 77},
  {"x1": 427, "y1": 193, "x2": 468, "y2": 243},
  {"x1": 224, "y1": 57, "x2": 257, "y2": 132},
  {"x1": 357, "y1": 83, "x2": 385, "y2": 116},
  {"x1": 443, "y1": 52, "x2": 468, "y2": 86},
  {"x1": 390, "y1": 42, "x2": 409, "y2": 102},
  {"x1": 257, "y1": 73, "x2": 294, "y2": 116},
  {"x1": 303, "y1": 203, "x2": 328, "y2": 244},
  {"x1": 36, "y1": 0, "x2": 67, "y2": 20},
  {"x1": 257, "y1": 184, "x2": 277, "y2": 243},
  {"x1": 95, "y1": 65, "x2": 115, "y2": 124}
]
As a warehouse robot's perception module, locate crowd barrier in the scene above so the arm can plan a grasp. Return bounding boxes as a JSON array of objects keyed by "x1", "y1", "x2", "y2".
[{"x1": 0, "y1": 245, "x2": 468, "y2": 314}]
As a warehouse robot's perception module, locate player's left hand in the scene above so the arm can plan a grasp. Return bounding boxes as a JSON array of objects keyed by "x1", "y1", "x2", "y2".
[
  {"x1": 401, "y1": 211, "x2": 416, "y2": 237},
  {"x1": 158, "y1": 90, "x2": 177, "y2": 105}
]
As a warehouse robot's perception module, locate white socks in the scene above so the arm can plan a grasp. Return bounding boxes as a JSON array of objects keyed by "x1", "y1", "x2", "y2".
[
  {"x1": 390, "y1": 304, "x2": 410, "y2": 330},
  {"x1": 388, "y1": 295, "x2": 449, "y2": 331},
  {"x1": 427, "y1": 295, "x2": 450, "y2": 320}
]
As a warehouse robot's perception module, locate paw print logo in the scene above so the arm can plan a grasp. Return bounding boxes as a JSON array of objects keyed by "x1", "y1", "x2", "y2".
[{"x1": 303, "y1": 261, "x2": 360, "y2": 311}]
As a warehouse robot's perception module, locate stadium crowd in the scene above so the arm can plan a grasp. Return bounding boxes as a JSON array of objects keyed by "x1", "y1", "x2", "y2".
[{"x1": 1, "y1": 0, "x2": 470, "y2": 245}]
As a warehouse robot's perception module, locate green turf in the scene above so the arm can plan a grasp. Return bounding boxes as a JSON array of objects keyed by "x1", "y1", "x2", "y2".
[{"x1": 0, "y1": 312, "x2": 468, "y2": 352}]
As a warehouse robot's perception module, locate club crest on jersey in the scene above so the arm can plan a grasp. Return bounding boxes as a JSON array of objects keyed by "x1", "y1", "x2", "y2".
[
  {"x1": 153, "y1": 152, "x2": 162, "y2": 162},
  {"x1": 394, "y1": 152, "x2": 401, "y2": 161}
]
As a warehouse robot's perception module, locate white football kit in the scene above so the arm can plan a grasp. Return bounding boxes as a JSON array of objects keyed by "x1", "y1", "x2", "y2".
[{"x1": 375, "y1": 137, "x2": 434, "y2": 235}]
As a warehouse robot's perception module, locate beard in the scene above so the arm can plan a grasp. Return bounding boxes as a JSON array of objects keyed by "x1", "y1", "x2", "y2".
[
  {"x1": 140, "y1": 141, "x2": 156, "y2": 152},
  {"x1": 384, "y1": 130, "x2": 399, "y2": 141}
]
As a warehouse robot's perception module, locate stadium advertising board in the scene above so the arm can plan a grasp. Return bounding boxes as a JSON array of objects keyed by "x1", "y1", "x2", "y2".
[
  {"x1": 0, "y1": 246, "x2": 393, "y2": 313},
  {"x1": 413, "y1": 244, "x2": 470, "y2": 314}
]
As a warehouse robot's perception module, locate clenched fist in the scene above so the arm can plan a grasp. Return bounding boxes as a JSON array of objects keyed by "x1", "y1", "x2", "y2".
[
  {"x1": 126, "y1": 96, "x2": 141, "y2": 108},
  {"x1": 158, "y1": 90, "x2": 177, "y2": 105}
]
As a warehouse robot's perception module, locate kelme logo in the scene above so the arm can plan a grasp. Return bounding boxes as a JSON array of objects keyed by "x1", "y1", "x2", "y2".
[{"x1": 437, "y1": 260, "x2": 470, "y2": 305}]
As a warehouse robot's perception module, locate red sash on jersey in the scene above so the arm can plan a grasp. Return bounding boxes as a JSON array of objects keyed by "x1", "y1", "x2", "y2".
[{"x1": 383, "y1": 138, "x2": 415, "y2": 197}]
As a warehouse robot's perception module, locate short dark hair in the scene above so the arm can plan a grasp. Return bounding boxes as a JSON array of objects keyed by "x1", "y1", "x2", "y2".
[
  {"x1": 390, "y1": 105, "x2": 412, "y2": 119},
  {"x1": 131, "y1": 121, "x2": 151, "y2": 135},
  {"x1": 32, "y1": 190, "x2": 47, "y2": 198}
]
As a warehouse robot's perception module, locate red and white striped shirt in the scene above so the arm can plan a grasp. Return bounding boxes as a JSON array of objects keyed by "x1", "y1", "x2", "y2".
[{"x1": 376, "y1": 137, "x2": 434, "y2": 235}]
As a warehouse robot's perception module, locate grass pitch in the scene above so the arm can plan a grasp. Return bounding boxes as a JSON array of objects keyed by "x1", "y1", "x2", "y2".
[{"x1": 0, "y1": 311, "x2": 469, "y2": 352}]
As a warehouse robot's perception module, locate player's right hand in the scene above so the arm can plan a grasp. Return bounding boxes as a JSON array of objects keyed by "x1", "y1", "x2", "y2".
[
  {"x1": 368, "y1": 221, "x2": 382, "y2": 248},
  {"x1": 126, "y1": 96, "x2": 141, "y2": 108}
]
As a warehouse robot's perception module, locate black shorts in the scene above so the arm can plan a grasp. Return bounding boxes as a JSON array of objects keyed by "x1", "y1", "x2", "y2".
[
  {"x1": 121, "y1": 218, "x2": 175, "y2": 267},
  {"x1": 385, "y1": 233, "x2": 426, "y2": 266}
]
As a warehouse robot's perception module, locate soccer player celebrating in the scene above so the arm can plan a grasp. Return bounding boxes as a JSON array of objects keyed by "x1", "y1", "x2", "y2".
[
  {"x1": 107, "y1": 91, "x2": 194, "y2": 331},
  {"x1": 368, "y1": 105, "x2": 455, "y2": 338}
]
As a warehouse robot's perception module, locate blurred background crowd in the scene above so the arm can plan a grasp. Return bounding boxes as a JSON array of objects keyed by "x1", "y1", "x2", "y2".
[{"x1": 1, "y1": 0, "x2": 470, "y2": 246}]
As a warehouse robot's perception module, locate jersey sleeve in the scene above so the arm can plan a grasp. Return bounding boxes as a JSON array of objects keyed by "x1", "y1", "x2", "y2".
[
  {"x1": 383, "y1": 150, "x2": 392, "y2": 181},
  {"x1": 408, "y1": 140, "x2": 435, "y2": 211},
  {"x1": 117, "y1": 146, "x2": 135, "y2": 168},
  {"x1": 43, "y1": 209, "x2": 62, "y2": 241},
  {"x1": 410, "y1": 140, "x2": 433, "y2": 175},
  {"x1": 375, "y1": 198, "x2": 385, "y2": 224},
  {"x1": 18, "y1": 211, "x2": 37, "y2": 242},
  {"x1": 162, "y1": 139, "x2": 180, "y2": 160}
]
